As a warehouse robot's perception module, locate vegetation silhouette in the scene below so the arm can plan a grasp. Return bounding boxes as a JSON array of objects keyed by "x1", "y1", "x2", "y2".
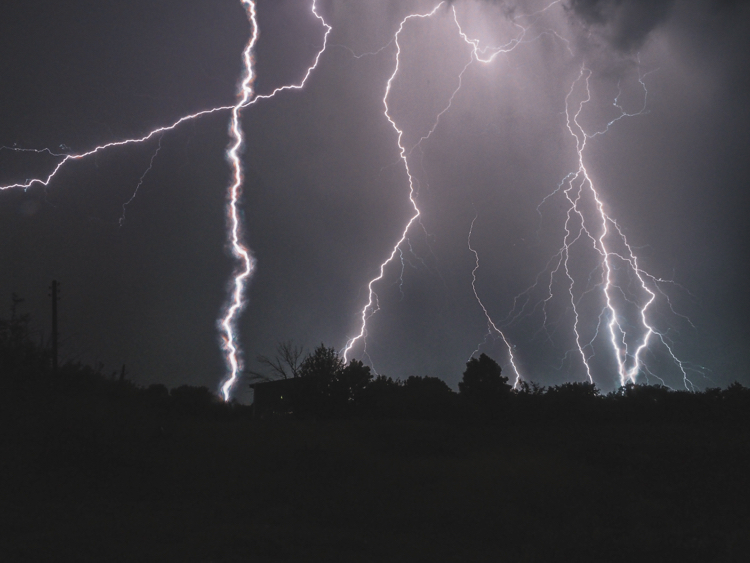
[
  {"x1": 2, "y1": 300, "x2": 750, "y2": 561},
  {"x1": 0, "y1": 294, "x2": 51, "y2": 383},
  {"x1": 458, "y1": 353, "x2": 511, "y2": 421}
]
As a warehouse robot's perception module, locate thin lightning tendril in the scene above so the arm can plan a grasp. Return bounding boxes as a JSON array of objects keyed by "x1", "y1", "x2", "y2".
[
  {"x1": 119, "y1": 134, "x2": 163, "y2": 227},
  {"x1": 468, "y1": 214, "x2": 523, "y2": 381}
]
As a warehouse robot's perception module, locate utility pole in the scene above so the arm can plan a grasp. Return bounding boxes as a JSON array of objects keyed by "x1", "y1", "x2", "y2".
[{"x1": 50, "y1": 280, "x2": 59, "y2": 373}]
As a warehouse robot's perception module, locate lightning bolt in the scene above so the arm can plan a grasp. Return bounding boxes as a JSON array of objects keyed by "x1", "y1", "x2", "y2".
[
  {"x1": 1, "y1": 0, "x2": 331, "y2": 401},
  {"x1": 468, "y1": 214, "x2": 524, "y2": 382},
  {"x1": 343, "y1": 2, "x2": 447, "y2": 362},
  {"x1": 343, "y1": 1, "x2": 559, "y2": 381},
  {"x1": 0, "y1": 105, "x2": 233, "y2": 193},
  {"x1": 507, "y1": 63, "x2": 696, "y2": 390},
  {"x1": 342, "y1": 1, "x2": 697, "y2": 391},
  {"x1": 218, "y1": 0, "x2": 259, "y2": 403},
  {"x1": 219, "y1": 0, "x2": 331, "y2": 400},
  {"x1": 1, "y1": 0, "x2": 703, "y2": 396},
  {"x1": 567, "y1": 64, "x2": 694, "y2": 389}
]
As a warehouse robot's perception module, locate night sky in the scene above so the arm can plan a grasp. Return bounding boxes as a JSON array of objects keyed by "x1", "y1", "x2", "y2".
[{"x1": 1, "y1": 0, "x2": 749, "y2": 403}]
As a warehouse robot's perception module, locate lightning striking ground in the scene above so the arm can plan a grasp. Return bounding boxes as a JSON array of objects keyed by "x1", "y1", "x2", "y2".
[
  {"x1": 343, "y1": 0, "x2": 698, "y2": 390},
  {"x1": 1, "y1": 0, "x2": 704, "y2": 396},
  {"x1": 1, "y1": 0, "x2": 331, "y2": 401},
  {"x1": 468, "y1": 214, "x2": 524, "y2": 381},
  {"x1": 343, "y1": 2, "x2": 555, "y2": 380},
  {"x1": 219, "y1": 0, "x2": 331, "y2": 400},
  {"x1": 480, "y1": 62, "x2": 698, "y2": 390},
  {"x1": 343, "y1": 2, "x2": 447, "y2": 362},
  {"x1": 513, "y1": 64, "x2": 696, "y2": 390},
  {"x1": 218, "y1": 0, "x2": 259, "y2": 402}
]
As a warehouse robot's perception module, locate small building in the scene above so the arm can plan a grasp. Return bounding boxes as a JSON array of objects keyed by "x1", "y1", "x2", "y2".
[
  {"x1": 249, "y1": 378, "x2": 296, "y2": 418},
  {"x1": 249, "y1": 376, "x2": 324, "y2": 419}
]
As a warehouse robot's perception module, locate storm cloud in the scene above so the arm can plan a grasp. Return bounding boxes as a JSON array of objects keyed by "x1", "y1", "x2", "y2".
[
  {"x1": 565, "y1": 0, "x2": 675, "y2": 51},
  {"x1": 1, "y1": 0, "x2": 748, "y2": 401}
]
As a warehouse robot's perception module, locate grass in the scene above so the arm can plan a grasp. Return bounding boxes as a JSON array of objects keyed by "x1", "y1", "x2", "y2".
[{"x1": 2, "y1": 385, "x2": 749, "y2": 562}]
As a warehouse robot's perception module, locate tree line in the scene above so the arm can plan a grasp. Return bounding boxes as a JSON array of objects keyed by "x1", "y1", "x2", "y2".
[
  {"x1": 249, "y1": 342, "x2": 750, "y2": 425},
  {"x1": 3, "y1": 299, "x2": 749, "y2": 425}
]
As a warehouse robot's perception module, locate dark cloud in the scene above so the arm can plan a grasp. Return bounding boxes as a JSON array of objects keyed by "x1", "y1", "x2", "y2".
[
  {"x1": 460, "y1": 0, "x2": 674, "y2": 62},
  {"x1": 565, "y1": 0, "x2": 750, "y2": 52},
  {"x1": 564, "y1": 0, "x2": 675, "y2": 51}
]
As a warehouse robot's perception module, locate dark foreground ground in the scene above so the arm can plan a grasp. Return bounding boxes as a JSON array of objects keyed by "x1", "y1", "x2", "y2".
[{"x1": 2, "y1": 383, "x2": 749, "y2": 563}]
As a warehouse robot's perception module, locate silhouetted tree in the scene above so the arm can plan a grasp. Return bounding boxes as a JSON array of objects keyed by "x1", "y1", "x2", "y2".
[
  {"x1": 607, "y1": 382, "x2": 671, "y2": 421},
  {"x1": 459, "y1": 354, "x2": 510, "y2": 398},
  {"x1": 515, "y1": 380, "x2": 546, "y2": 396},
  {"x1": 546, "y1": 381, "x2": 600, "y2": 400},
  {"x1": 0, "y1": 294, "x2": 49, "y2": 381},
  {"x1": 336, "y1": 359, "x2": 372, "y2": 404},
  {"x1": 403, "y1": 375, "x2": 457, "y2": 420},
  {"x1": 295, "y1": 344, "x2": 340, "y2": 417},
  {"x1": 294, "y1": 344, "x2": 372, "y2": 418},
  {"x1": 299, "y1": 344, "x2": 345, "y2": 381},
  {"x1": 358, "y1": 375, "x2": 404, "y2": 418},
  {"x1": 723, "y1": 381, "x2": 750, "y2": 400},
  {"x1": 170, "y1": 385, "x2": 219, "y2": 416},
  {"x1": 511, "y1": 380, "x2": 546, "y2": 421},
  {"x1": 613, "y1": 382, "x2": 667, "y2": 401},
  {"x1": 719, "y1": 381, "x2": 750, "y2": 422},
  {"x1": 542, "y1": 381, "x2": 602, "y2": 422},
  {"x1": 459, "y1": 354, "x2": 511, "y2": 420},
  {"x1": 249, "y1": 340, "x2": 305, "y2": 381}
]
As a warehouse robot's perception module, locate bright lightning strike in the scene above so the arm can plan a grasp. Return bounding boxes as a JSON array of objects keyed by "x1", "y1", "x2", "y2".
[
  {"x1": 546, "y1": 64, "x2": 694, "y2": 389},
  {"x1": 218, "y1": 0, "x2": 259, "y2": 403},
  {"x1": 219, "y1": 0, "x2": 331, "y2": 400},
  {"x1": 1, "y1": 0, "x2": 331, "y2": 402},
  {"x1": 493, "y1": 62, "x2": 697, "y2": 391},
  {"x1": 343, "y1": 1, "x2": 556, "y2": 380},
  {"x1": 343, "y1": 2, "x2": 448, "y2": 362},
  {"x1": 342, "y1": 0, "x2": 698, "y2": 391},
  {"x1": 1, "y1": 0, "x2": 704, "y2": 396}
]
